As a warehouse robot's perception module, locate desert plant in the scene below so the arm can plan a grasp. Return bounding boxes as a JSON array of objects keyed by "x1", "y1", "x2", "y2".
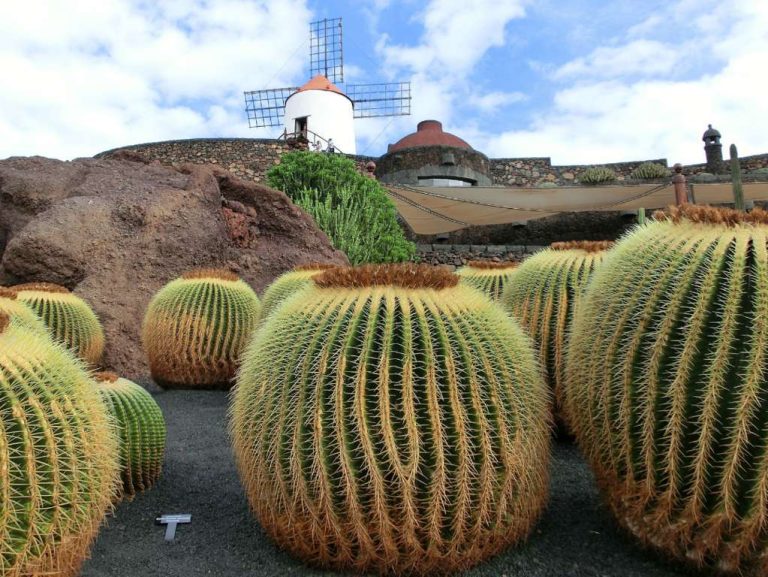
[
  {"x1": 94, "y1": 371, "x2": 166, "y2": 499},
  {"x1": 578, "y1": 166, "x2": 616, "y2": 185},
  {"x1": 456, "y1": 260, "x2": 519, "y2": 300},
  {"x1": 267, "y1": 151, "x2": 415, "y2": 264},
  {"x1": 0, "y1": 311, "x2": 117, "y2": 577},
  {"x1": 564, "y1": 205, "x2": 768, "y2": 575},
  {"x1": 142, "y1": 268, "x2": 261, "y2": 389},
  {"x1": 258, "y1": 263, "x2": 339, "y2": 322},
  {"x1": 0, "y1": 286, "x2": 49, "y2": 335},
  {"x1": 231, "y1": 264, "x2": 551, "y2": 576},
  {"x1": 14, "y1": 282, "x2": 105, "y2": 366},
  {"x1": 501, "y1": 241, "x2": 611, "y2": 422},
  {"x1": 630, "y1": 162, "x2": 669, "y2": 180}
]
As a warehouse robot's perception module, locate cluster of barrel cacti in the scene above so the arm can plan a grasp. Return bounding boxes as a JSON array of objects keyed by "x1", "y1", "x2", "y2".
[{"x1": 456, "y1": 259, "x2": 518, "y2": 300}]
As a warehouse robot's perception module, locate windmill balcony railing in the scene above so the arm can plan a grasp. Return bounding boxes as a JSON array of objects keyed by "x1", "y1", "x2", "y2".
[{"x1": 278, "y1": 129, "x2": 344, "y2": 154}]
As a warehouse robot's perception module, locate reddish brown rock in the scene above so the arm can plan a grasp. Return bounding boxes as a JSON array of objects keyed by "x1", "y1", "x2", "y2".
[{"x1": 0, "y1": 155, "x2": 347, "y2": 378}]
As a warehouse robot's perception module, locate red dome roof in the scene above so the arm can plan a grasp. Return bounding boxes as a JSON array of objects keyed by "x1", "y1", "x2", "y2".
[
  {"x1": 295, "y1": 74, "x2": 345, "y2": 95},
  {"x1": 387, "y1": 120, "x2": 472, "y2": 152}
]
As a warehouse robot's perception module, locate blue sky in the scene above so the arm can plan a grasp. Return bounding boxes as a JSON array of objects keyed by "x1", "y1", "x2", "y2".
[{"x1": 1, "y1": 0, "x2": 766, "y2": 164}]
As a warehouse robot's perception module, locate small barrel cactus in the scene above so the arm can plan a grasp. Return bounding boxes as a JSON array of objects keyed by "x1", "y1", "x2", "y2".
[
  {"x1": 0, "y1": 286, "x2": 49, "y2": 335},
  {"x1": 630, "y1": 162, "x2": 670, "y2": 180},
  {"x1": 232, "y1": 264, "x2": 550, "y2": 576},
  {"x1": 565, "y1": 205, "x2": 768, "y2": 575},
  {"x1": 456, "y1": 260, "x2": 518, "y2": 300},
  {"x1": 579, "y1": 166, "x2": 616, "y2": 185},
  {"x1": 259, "y1": 263, "x2": 339, "y2": 322},
  {"x1": 14, "y1": 282, "x2": 105, "y2": 366},
  {"x1": 142, "y1": 268, "x2": 261, "y2": 389},
  {"x1": 0, "y1": 311, "x2": 117, "y2": 577},
  {"x1": 501, "y1": 241, "x2": 611, "y2": 422},
  {"x1": 94, "y1": 372, "x2": 166, "y2": 499}
]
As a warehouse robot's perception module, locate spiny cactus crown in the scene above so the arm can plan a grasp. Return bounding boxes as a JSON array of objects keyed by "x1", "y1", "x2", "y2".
[
  {"x1": 653, "y1": 203, "x2": 768, "y2": 226},
  {"x1": 181, "y1": 267, "x2": 240, "y2": 281},
  {"x1": 313, "y1": 263, "x2": 458, "y2": 289},
  {"x1": 550, "y1": 240, "x2": 614, "y2": 252}
]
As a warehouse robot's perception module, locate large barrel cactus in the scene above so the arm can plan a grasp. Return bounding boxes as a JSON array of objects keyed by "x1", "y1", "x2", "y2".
[
  {"x1": 456, "y1": 260, "x2": 518, "y2": 300},
  {"x1": 232, "y1": 264, "x2": 551, "y2": 575},
  {"x1": 0, "y1": 286, "x2": 49, "y2": 335},
  {"x1": 259, "y1": 263, "x2": 338, "y2": 322},
  {"x1": 94, "y1": 372, "x2": 166, "y2": 499},
  {"x1": 14, "y1": 282, "x2": 105, "y2": 366},
  {"x1": 142, "y1": 268, "x2": 261, "y2": 389},
  {"x1": 0, "y1": 312, "x2": 117, "y2": 577},
  {"x1": 501, "y1": 241, "x2": 611, "y2": 419},
  {"x1": 564, "y1": 205, "x2": 768, "y2": 575}
]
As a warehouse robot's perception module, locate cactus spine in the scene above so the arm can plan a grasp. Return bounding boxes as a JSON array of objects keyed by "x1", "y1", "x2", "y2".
[
  {"x1": 232, "y1": 264, "x2": 550, "y2": 576},
  {"x1": 94, "y1": 372, "x2": 166, "y2": 499},
  {"x1": 14, "y1": 282, "x2": 105, "y2": 366},
  {"x1": 142, "y1": 269, "x2": 261, "y2": 389},
  {"x1": 0, "y1": 287, "x2": 49, "y2": 335},
  {"x1": 564, "y1": 205, "x2": 768, "y2": 575},
  {"x1": 456, "y1": 260, "x2": 518, "y2": 300},
  {"x1": 258, "y1": 263, "x2": 338, "y2": 322},
  {"x1": 501, "y1": 241, "x2": 611, "y2": 420},
  {"x1": 0, "y1": 312, "x2": 117, "y2": 577}
]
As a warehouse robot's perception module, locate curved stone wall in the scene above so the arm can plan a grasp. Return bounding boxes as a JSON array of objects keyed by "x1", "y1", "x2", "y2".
[{"x1": 376, "y1": 145, "x2": 492, "y2": 186}]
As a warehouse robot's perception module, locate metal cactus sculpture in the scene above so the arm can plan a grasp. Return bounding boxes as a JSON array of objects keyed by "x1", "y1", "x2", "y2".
[
  {"x1": 501, "y1": 241, "x2": 611, "y2": 421},
  {"x1": 94, "y1": 372, "x2": 166, "y2": 499},
  {"x1": 0, "y1": 312, "x2": 117, "y2": 577},
  {"x1": 258, "y1": 263, "x2": 338, "y2": 322},
  {"x1": 14, "y1": 282, "x2": 105, "y2": 366},
  {"x1": 565, "y1": 205, "x2": 768, "y2": 575},
  {"x1": 456, "y1": 260, "x2": 518, "y2": 300},
  {"x1": 232, "y1": 264, "x2": 551, "y2": 576},
  {"x1": 0, "y1": 286, "x2": 49, "y2": 335},
  {"x1": 142, "y1": 269, "x2": 261, "y2": 389}
]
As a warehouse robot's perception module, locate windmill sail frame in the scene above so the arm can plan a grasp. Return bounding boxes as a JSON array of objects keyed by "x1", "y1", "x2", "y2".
[
  {"x1": 310, "y1": 18, "x2": 344, "y2": 83},
  {"x1": 347, "y1": 82, "x2": 412, "y2": 118},
  {"x1": 244, "y1": 87, "x2": 298, "y2": 128}
]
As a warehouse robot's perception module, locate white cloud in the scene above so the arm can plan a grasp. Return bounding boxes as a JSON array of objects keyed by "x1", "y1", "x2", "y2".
[
  {"x1": 0, "y1": 0, "x2": 311, "y2": 160},
  {"x1": 468, "y1": 91, "x2": 526, "y2": 113},
  {"x1": 552, "y1": 40, "x2": 683, "y2": 81}
]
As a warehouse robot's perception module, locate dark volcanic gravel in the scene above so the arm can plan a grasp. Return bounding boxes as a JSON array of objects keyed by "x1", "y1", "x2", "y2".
[{"x1": 82, "y1": 388, "x2": 690, "y2": 577}]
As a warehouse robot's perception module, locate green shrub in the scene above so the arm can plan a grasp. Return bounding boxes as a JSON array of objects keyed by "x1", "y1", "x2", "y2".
[
  {"x1": 630, "y1": 162, "x2": 669, "y2": 180},
  {"x1": 267, "y1": 151, "x2": 415, "y2": 264},
  {"x1": 578, "y1": 166, "x2": 616, "y2": 185}
]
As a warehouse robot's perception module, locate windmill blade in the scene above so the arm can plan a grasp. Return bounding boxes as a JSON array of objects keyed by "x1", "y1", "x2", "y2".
[
  {"x1": 243, "y1": 87, "x2": 298, "y2": 128},
  {"x1": 347, "y1": 82, "x2": 412, "y2": 118},
  {"x1": 310, "y1": 17, "x2": 344, "y2": 83}
]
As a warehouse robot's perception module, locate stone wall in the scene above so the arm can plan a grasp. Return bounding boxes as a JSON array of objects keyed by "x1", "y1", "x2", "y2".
[
  {"x1": 490, "y1": 157, "x2": 670, "y2": 187},
  {"x1": 684, "y1": 152, "x2": 768, "y2": 176},
  {"x1": 416, "y1": 243, "x2": 545, "y2": 268}
]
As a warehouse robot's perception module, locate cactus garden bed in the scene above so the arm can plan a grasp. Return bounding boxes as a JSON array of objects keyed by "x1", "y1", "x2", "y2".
[{"x1": 81, "y1": 386, "x2": 689, "y2": 577}]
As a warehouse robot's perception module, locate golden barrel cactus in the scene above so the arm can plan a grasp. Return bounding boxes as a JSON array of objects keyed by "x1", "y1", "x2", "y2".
[
  {"x1": 142, "y1": 269, "x2": 261, "y2": 389},
  {"x1": 501, "y1": 241, "x2": 611, "y2": 420},
  {"x1": 258, "y1": 263, "x2": 338, "y2": 322},
  {"x1": 0, "y1": 312, "x2": 117, "y2": 577},
  {"x1": 565, "y1": 205, "x2": 768, "y2": 575},
  {"x1": 14, "y1": 282, "x2": 105, "y2": 366},
  {"x1": 0, "y1": 286, "x2": 48, "y2": 335},
  {"x1": 456, "y1": 260, "x2": 518, "y2": 300},
  {"x1": 94, "y1": 372, "x2": 166, "y2": 499},
  {"x1": 232, "y1": 264, "x2": 550, "y2": 575}
]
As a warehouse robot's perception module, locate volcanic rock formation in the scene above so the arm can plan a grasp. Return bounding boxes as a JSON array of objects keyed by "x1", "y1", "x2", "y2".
[{"x1": 0, "y1": 154, "x2": 347, "y2": 377}]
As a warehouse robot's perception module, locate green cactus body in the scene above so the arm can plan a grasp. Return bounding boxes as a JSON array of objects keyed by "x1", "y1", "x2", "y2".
[
  {"x1": 14, "y1": 283, "x2": 105, "y2": 366},
  {"x1": 231, "y1": 264, "x2": 550, "y2": 576},
  {"x1": 259, "y1": 264, "x2": 338, "y2": 323},
  {"x1": 0, "y1": 287, "x2": 49, "y2": 335},
  {"x1": 630, "y1": 162, "x2": 670, "y2": 180},
  {"x1": 0, "y1": 312, "x2": 117, "y2": 577},
  {"x1": 564, "y1": 205, "x2": 768, "y2": 575},
  {"x1": 95, "y1": 372, "x2": 166, "y2": 499},
  {"x1": 456, "y1": 260, "x2": 518, "y2": 300},
  {"x1": 579, "y1": 166, "x2": 616, "y2": 185},
  {"x1": 142, "y1": 269, "x2": 261, "y2": 389},
  {"x1": 501, "y1": 241, "x2": 610, "y2": 421}
]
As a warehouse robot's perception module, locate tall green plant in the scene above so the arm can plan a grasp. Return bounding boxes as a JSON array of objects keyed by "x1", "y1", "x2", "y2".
[{"x1": 267, "y1": 151, "x2": 415, "y2": 264}]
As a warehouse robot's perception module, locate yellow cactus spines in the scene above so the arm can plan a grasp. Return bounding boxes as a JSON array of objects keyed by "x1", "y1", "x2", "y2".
[
  {"x1": 94, "y1": 371, "x2": 166, "y2": 499},
  {"x1": 142, "y1": 268, "x2": 261, "y2": 389},
  {"x1": 231, "y1": 264, "x2": 550, "y2": 576},
  {"x1": 0, "y1": 287, "x2": 49, "y2": 335},
  {"x1": 564, "y1": 205, "x2": 768, "y2": 575},
  {"x1": 0, "y1": 312, "x2": 117, "y2": 577},
  {"x1": 13, "y1": 282, "x2": 105, "y2": 366},
  {"x1": 456, "y1": 260, "x2": 519, "y2": 300},
  {"x1": 501, "y1": 241, "x2": 611, "y2": 420},
  {"x1": 258, "y1": 263, "x2": 339, "y2": 322}
]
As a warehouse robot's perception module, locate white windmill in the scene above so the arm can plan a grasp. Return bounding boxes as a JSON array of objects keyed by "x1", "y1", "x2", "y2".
[{"x1": 244, "y1": 18, "x2": 411, "y2": 155}]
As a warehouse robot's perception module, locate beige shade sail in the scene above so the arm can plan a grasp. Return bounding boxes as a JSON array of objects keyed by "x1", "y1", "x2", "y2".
[{"x1": 386, "y1": 182, "x2": 768, "y2": 235}]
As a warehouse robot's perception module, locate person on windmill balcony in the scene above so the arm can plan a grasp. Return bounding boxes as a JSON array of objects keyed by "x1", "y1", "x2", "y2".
[{"x1": 326, "y1": 138, "x2": 335, "y2": 154}]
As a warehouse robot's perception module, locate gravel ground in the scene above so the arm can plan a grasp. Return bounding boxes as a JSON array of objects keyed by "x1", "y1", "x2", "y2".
[{"x1": 81, "y1": 388, "x2": 692, "y2": 577}]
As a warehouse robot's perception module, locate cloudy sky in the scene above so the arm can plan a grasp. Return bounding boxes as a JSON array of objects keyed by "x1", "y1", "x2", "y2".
[{"x1": 1, "y1": 0, "x2": 765, "y2": 164}]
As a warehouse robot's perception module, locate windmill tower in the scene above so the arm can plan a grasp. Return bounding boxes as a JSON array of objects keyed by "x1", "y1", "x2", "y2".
[{"x1": 244, "y1": 18, "x2": 411, "y2": 155}]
